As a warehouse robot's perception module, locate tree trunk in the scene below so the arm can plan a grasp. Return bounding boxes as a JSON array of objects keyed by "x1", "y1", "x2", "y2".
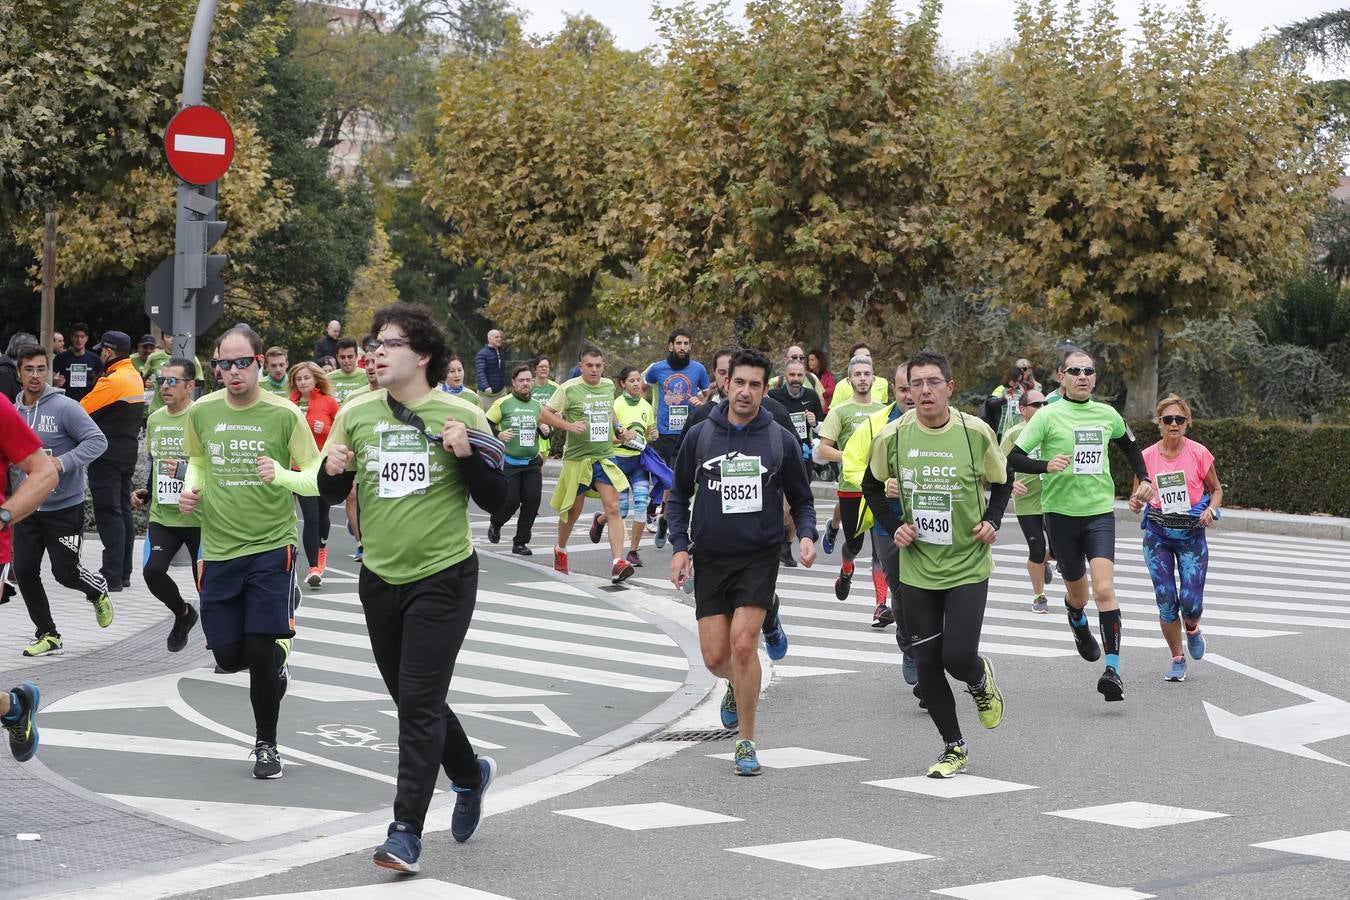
[
  {"x1": 1123, "y1": 319, "x2": 1160, "y2": 422},
  {"x1": 815, "y1": 297, "x2": 832, "y2": 363},
  {"x1": 558, "y1": 304, "x2": 588, "y2": 375},
  {"x1": 40, "y1": 210, "x2": 57, "y2": 351}
]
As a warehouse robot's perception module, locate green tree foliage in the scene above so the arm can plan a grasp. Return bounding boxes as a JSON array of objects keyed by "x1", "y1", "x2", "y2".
[
  {"x1": 635, "y1": 0, "x2": 946, "y2": 349},
  {"x1": 942, "y1": 0, "x2": 1342, "y2": 419},
  {"x1": 345, "y1": 220, "x2": 403, "y2": 336},
  {"x1": 419, "y1": 17, "x2": 654, "y2": 362}
]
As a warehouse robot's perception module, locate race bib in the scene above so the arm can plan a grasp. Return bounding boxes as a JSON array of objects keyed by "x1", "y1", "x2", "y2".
[
  {"x1": 668, "y1": 405, "x2": 688, "y2": 430},
  {"x1": 1156, "y1": 470, "x2": 1190, "y2": 515},
  {"x1": 377, "y1": 429, "x2": 431, "y2": 498},
  {"x1": 720, "y1": 456, "x2": 762, "y2": 514},
  {"x1": 790, "y1": 411, "x2": 808, "y2": 440},
  {"x1": 1072, "y1": 428, "x2": 1105, "y2": 475},
  {"x1": 588, "y1": 411, "x2": 610, "y2": 443},
  {"x1": 912, "y1": 491, "x2": 953, "y2": 546},
  {"x1": 156, "y1": 472, "x2": 184, "y2": 506},
  {"x1": 69, "y1": 364, "x2": 88, "y2": 388},
  {"x1": 622, "y1": 430, "x2": 647, "y2": 452},
  {"x1": 512, "y1": 415, "x2": 537, "y2": 448}
]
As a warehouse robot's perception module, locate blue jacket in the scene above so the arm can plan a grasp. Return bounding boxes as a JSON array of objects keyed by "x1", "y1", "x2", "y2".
[{"x1": 475, "y1": 344, "x2": 507, "y2": 393}]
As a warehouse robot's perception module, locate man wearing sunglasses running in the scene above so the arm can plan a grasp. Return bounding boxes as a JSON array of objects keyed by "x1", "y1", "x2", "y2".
[
  {"x1": 179, "y1": 326, "x2": 321, "y2": 779},
  {"x1": 1008, "y1": 348, "x2": 1153, "y2": 702},
  {"x1": 1000, "y1": 388, "x2": 1054, "y2": 613}
]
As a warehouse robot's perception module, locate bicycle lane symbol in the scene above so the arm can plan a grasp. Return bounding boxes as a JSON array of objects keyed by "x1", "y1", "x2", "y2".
[{"x1": 296, "y1": 723, "x2": 399, "y2": 753}]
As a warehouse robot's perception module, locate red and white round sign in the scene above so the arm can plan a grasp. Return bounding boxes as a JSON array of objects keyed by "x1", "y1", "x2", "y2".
[{"x1": 164, "y1": 105, "x2": 235, "y2": 185}]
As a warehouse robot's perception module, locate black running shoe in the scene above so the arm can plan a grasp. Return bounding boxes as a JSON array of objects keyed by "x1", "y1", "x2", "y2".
[
  {"x1": 1071, "y1": 622, "x2": 1101, "y2": 662},
  {"x1": 167, "y1": 604, "x2": 199, "y2": 653},
  {"x1": 834, "y1": 568, "x2": 853, "y2": 600},
  {"x1": 654, "y1": 516, "x2": 668, "y2": 549},
  {"x1": 1097, "y1": 665, "x2": 1125, "y2": 702},
  {"x1": 487, "y1": 523, "x2": 501, "y2": 544},
  {"x1": 512, "y1": 543, "x2": 532, "y2": 556},
  {"x1": 251, "y1": 741, "x2": 283, "y2": 779}
]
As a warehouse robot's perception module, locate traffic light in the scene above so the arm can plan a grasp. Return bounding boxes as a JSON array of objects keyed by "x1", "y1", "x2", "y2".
[{"x1": 145, "y1": 181, "x2": 228, "y2": 343}]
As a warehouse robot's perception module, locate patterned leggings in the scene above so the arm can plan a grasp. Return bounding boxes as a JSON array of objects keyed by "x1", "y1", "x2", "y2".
[{"x1": 1142, "y1": 522, "x2": 1208, "y2": 625}]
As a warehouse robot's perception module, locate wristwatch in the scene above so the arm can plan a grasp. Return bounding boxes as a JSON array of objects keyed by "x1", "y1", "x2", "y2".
[{"x1": 0, "y1": 507, "x2": 12, "y2": 531}]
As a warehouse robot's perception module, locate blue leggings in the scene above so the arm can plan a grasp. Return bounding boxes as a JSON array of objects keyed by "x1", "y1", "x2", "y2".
[
  {"x1": 1142, "y1": 522, "x2": 1208, "y2": 625},
  {"x1": 618, "y1": 474, "x2": 651, "y2": 523}
]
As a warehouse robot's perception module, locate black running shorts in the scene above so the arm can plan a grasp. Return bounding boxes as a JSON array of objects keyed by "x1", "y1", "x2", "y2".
[
  {"x1": 1044, "y1": 512, "x2": 1115, "y2": 582},
  {"x1": 692, "y1": 544, "x2": 780, "y2": 620}
]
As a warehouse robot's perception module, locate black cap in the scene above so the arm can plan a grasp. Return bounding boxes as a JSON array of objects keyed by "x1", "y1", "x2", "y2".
[
  {"x1": 138, "y1": 334, "x2": 157, "y2": 347},
  {"x1": 93, "y1": 331, "x2": 131, "y2": 354}
]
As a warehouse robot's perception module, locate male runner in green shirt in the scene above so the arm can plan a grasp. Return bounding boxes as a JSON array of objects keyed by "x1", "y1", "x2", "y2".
[
  {"x1": 486, "y1": 364, "x2": 547, "y2": 554},
  {"x1": 328, "y1": 337, "x2": 368, "y2": 404}
]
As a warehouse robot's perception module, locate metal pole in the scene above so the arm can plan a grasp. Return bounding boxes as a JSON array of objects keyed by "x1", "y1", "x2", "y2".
[
  {"x1": 172, "y1": 0, "x2": 220, "y2": 362},
  {"x1": 40, "y1": 211, "x2": 57, "y2": 354}
]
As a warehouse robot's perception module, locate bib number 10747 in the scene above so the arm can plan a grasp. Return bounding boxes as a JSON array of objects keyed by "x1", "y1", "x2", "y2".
[
  {"x1": 1072, "y1": 428, "x2": 1105, "y2": 475},
  {"x1": 1156, "y1": 470, "x2": 1190, "y2": 515}
]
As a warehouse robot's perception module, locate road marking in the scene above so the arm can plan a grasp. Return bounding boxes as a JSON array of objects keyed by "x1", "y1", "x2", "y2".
[
  {"x1": 288, "y1": 645, "x2": 565, "y2": 698},
  {"x1": 455, "y1": 703, "x2": 578, "y2": 737},
  {"x1": 477, "y1": 590, "x2": 645, "y2": 622},
  {"x1": 727, "y1": 838, "x2": 932, "y2": 869},
  {"x1": 788, "y1": 642, "x2": 1074, "y2": 663},
  {"x1": 185, "y1": 669, "x2": 389, "y2": 703},
  {"x1": 40, "y1": 729, "x2": 266, "y2": 762},
  {"x1": 554, "y1": 801, "x2": 742, "y2": 830},
  {"x1": 1044, "y1": 802, "x2": 1229, "y2": 829},
  {"x1": 1251, "y1": 830, "x2": 1350, "y2": 862},
  {"x1": 375, "y1": 711, "x2": 505, "y2": 749},
  {"x1": 235, "y1": 881, "x2": 515, "y2": 899},
  {"x1": 103, "y1": 795, "x2": 353, "y2": 842},
  {"x1": 933, "y1": 875, "x2": 1154, "y2": 899},
  {"x1": 866, "y1": 775, "x2": 1037, "y2": 798},
  {"x1": 456, "y1": 649, "x2": 684, "y2": 693},
  {"x1": 705, "y1": 746, "x2": 866, "y2": 768},
  {"x1": 510, "y1": 579, "x2": 591, "y2": 597}
]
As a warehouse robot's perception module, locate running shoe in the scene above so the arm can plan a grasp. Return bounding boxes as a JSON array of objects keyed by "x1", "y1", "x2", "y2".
[
  {"x1": 654, "y1": 516, "x2": 668, "y2": 549},
  {"x1": 1097, "y1": 665, "x2": 1125, "y2": 702},
  {"x1": 373, "y1": 821, "x2": 421, "y2": 874},
  {"x1": 167, "y1": 605, "x2": 199, "y2": 653},
  {"x1": 611, "y1": 559, "x2": 635, "y2": 584},
  {"x1": 913, "y1": 682, "x2": 926, "y2": 709},
  {"x1": 487, "y1": 523, "x2": 501, "y2": 544},
  {"x1": 968, "y1": 657, "x2": 1004, "y2": 729},
  {"x1": 871, "y1": 604, "x2": 894, "y2": 629},
  {"x1": 822, "y1": 522, "x2": 838, "y2": 555},
  {"x1": 734, "y1": 739, "x2": 761, "y2": 776},
  {"x1": 626, "y1": 550, "x2": 643, "y2": 568},
  {"x1": 779, "y1": 541, "x2": 797, "y2": 568},
  {"x1": 645, "y1": 512, "x2": 658, "y2": 534},
  {"x1": 4, "y1": 681, "x2": 40, "y2": 763},
  {"x1": 1044, "y1": 561, "x2": 1054, "y2": 584},
  {"x1": 720, "y1": 683, "x2": 738, "y2": 728},
  {"x1": 1031, "y1": 594, "x2": 1048, "y2": 614},
  {"x1": 276, "y1": 638, "x2": 292, "y2": 700},
  {"x1": 307, "y1": 567, "x2": 322, "y2": 587},
  {"x1": 588, "y1": 512, "x2": 605, "y2": 544},
  {"x1": 1165, "y1": 658, "x2": 1187, "y2": 683},
  {"x1": 1070, "y1": 621, "x2": 1101, "y2": 662},
  {"x1": 834, "y1": 566, "x2": 852, "y2": 600},
  {"x1": 554, "y1": 547, "x2": 569, "y2": 575},
  {"x1": 251, "y1": 741, "x2": 283, "y2": 779},
  {"x1": 926, "y1": 743, "x2": 969, "y2": 778},
  {"x1": 764, "y1": 618, "x2": 789, "y2": 661},
  {"x1": 902, "y1": 649, "x2": 918, "y2": 686},
  {"x1": 316, "y1": 546, "x2": 328, "y2": 574},
  {"x1": 1186, "y1": 628, "x2": 1206, "y2": 660},
  {"x1": 351, "y1": 544, "x2": 363, "y2": 561},
  {"x1": 512, "y1": 543, "x2": 532, "y2": 556},
  {"x1": 91, "y1": 593, "x2": 114, "y2": 628},
  {"x1": 451, "y1": 756, "x2": 498, "y2": 843},
  {"x1": 22, "y1": 633, "x2": 62, "y2": 658}
]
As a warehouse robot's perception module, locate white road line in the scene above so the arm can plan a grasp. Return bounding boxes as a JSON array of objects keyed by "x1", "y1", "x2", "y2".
[
  {"x1": 40, "y1": 729, "x2": 267, "y2": 762},
  {"x1": 290, "y1": 647, "x2": 566, "y2": 698},
  {"x1": 455, "y1": 649, "x2": 684, "y2": 693}
]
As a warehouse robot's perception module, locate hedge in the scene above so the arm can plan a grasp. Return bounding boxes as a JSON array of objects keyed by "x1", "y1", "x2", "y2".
[{"x1": 1108, "y1": 418, "x2": 1350, "y2": 517}]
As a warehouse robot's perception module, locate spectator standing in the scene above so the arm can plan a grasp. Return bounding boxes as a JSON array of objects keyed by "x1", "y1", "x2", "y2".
[
  {"x1": 807, "y1": 349, "x2": 835, "y2": 416},
  {"x1": 474, "y1": 329, "x2": 507, "y2": 401},
  {"x1": 52, "y1": 323, "x2": 103, "y2": 402},
  {"x1": 984, "y1": 358, "x2": 1042, "y2": 439},
  {"x1": 314, "y1": 320, "x2": 341, "y2": 363},
  {"x1": 51, "y1": 331, "x2": 65, "y2": 354}
]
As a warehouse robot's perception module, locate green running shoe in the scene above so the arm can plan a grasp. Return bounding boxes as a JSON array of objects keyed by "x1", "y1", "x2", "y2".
[
  {"x1": 968, "y1": 657, "x2": 1004, "y2": 730},
  {"x1": 91, "y1": 593, "x2": 114, "y2": 628},
  {"x1": 719, "y1": 683, "x2": 738, "y2": 729},
  {"x1": 4, "y1": 681, "x2": 41, "y2": 762},
  {"x1": 22, "y1": 633, "x2": 62, "y2": 658},
  {"x1": 276, "y1": 638, "x2": 292, "y2": 700},
  {"x1": 926, "y1": 743, "x2": 969, "y2": 779}
]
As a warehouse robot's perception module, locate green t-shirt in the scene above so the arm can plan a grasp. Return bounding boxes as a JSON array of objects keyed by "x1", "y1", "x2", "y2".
[
  {"x1": 1013, "y1": 398, "x2": 1126, "y2": 517},
  {"x1": 1000, "y1": 420, "x2": 1043, "y2": 516},
  {"x1": 147, "y1": 355, "x2": 211, "y2": 416},
  {"x1": 184, "y1": 390, "x2": 320, "y2": 561},
  {"x1": 443, "y1": 385, "x2": 479, "y2": 405},
  {"x1": 868, "y1": 409, "x2": 1008, "y2": 590},
  {"x1": 612, "y1": 394, "x2": 655, "y2": 458},
  {"x1": 261, "y1": 375, "x2": 291, "y2": 398},
  {"x1": 546, "y1": 376, "x2": 618, "y2": 462},
  {"x1": 145, "y1": 405, "x2": 195, "y2": 529},
  {"x1": 819, "y1": 399, "x2": 886, "y2": 491},
  {"x1": 330, "y1": 369, "x2": 370, "y2": 405},
  {"x1": 328, "y1": 390, "x2": 490, "y2": 584},
  {"x1": 531, "y1": 380, "x2": 561, "y2": 406},
  {"x1": 487, "y1": 393, "x2": 543, "y2": 461}
]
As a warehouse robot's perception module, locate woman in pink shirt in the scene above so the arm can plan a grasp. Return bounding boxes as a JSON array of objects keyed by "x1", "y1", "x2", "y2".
[{"x1": 1128, "y1": 394, "x2": 1224, "y2": 684}]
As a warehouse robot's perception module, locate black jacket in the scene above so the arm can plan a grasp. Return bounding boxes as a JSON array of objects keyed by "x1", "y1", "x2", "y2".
[
  {"x1": 667, "y1": 402, "x2": 816, "y2": 556},
  {"x1": 768, "y1": 384, "x2": 823, "y2": 449}
]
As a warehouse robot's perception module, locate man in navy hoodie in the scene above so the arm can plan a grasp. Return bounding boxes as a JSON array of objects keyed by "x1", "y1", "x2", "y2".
[{"x1": 667, "y1": 348, "x2": 817, "y2": 777}]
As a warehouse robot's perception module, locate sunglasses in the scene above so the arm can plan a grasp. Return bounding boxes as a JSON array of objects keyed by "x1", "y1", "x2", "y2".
[
  {"x1": 1023, "y1": 400, "x2": 1046, "y2": 408},
  {"x1": 1063, "y1": 366, "x2": 1095, "y2": 376},
  {"x1": 212, "y1": 356, "x2": 259, "y2": 371},
  {"x1": 157, "y1": 376, "x2": 187, "y2": 387},
  {"x1": 1160, "y1": 415, "x2": 1188, "y2": 425}
]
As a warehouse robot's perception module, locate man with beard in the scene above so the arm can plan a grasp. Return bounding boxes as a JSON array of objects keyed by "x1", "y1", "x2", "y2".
[{"x1": 643, "y1": 328, "x2": 709, "y2": 547}]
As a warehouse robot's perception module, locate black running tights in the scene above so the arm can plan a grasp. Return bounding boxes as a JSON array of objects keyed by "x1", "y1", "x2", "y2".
[
  {"x1": 900, "y1": 579, "x2": 989, "y2": 745},
  {"x1": 212, "y1": 635, "x2": 286, "y2": 745},
  {"x1": 297, "y1": 495, "x2": 332, "y2": 568}
]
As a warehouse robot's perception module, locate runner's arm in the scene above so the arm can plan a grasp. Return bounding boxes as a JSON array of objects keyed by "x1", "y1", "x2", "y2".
[
  {"x1": 461, "y1": 444, "x2": 508, "y2": 513},
  {"x1": 861, "y1": 465, "x2": 903, "y2": 536},
  {"x1": 317, "y1": 463, "x2": 355, "y2": 505},
  {"x1": 266, "y1": 455, "x2": 320, "y2": 495},
  {"x1": 1109, "y1": 433, "x2": 1150, "y2": 482},
  {"x1": 665, "y1": 424, "x2": 699, "y2": 553},
  {"x1": 184, "y1": 455, "x2": 207, "y2": 495},
  {"x1": 4, "y1": 450, "x2": 58, "y2": 524},
  {"x1": 61, "y1": 402, "x2": 108, "y2": 471},
  {"x1": 982, "y1": 462, "x2": 1014, "y2": 530},
  {"x1": 1007, "y1": 446, "x2": 1049, "y2": 474}
]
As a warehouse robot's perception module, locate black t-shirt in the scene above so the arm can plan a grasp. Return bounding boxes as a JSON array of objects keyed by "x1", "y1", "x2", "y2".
[
  {"x1": 768, "y1": 385, "x2": 823, "y2": 446},
  {"x1": 52, "y1": 350, "x2": 103, "y2": 402}
]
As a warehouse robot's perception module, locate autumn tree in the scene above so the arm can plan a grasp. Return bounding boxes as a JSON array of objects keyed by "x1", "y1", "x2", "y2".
[{"x1": 942, "y1": 0, "x2": 1342, "y2": 418}]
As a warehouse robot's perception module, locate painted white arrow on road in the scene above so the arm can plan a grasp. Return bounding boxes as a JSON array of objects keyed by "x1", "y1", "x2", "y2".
[
  {"x1": 1204, "y1": 653, "x2": 1350, "y2": 767},
  {"x1": 456, "y1": 703, "x2": 579, "y2": 737}
]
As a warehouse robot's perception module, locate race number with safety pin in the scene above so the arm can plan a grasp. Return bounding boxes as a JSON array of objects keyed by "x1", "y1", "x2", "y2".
[
  {"x1": 1156, "y1": 470, "x2": 1190, "y2": 515},
  {"x1": 588, "y1": 410, "x2": 610, "y2": 443},
  {"x1": 720, "y1": 455, "x2": 762, "y2": 514},
  {"x1": 1072, "y1": 428, "x2": 1105, "y2": 475},
  {"x1": 912, "y1": 491, "x2": 953, "y2": 545},
  {"x1": 790, "y1": 411, "x2": 808, "y2": 440},
  {"x1": 513, "y1": 413, "x2": 537, "y2": 448},
  {"x1": 378, "y1": 428, "x2": 430, "y2": 498}
]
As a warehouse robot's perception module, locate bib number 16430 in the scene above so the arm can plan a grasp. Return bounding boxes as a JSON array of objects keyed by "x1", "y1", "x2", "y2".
[{"x1": 911, "y1": 491, "x2": 953, "y2": 546}]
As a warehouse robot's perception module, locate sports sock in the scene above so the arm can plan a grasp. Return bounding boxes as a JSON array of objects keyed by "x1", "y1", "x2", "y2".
[
  {"x1": 1100, "y1": 608, "x2": 1122, "y2": 668},
  {"x1": 1065, "y1": 600, "x2": 1088, "y2": 629},
  {"x1": 841, "y1": 559, "x2": 854, "y2": 576},
  {"x1": 871, "y1": 566, "x2": 888, "y2": 605}
]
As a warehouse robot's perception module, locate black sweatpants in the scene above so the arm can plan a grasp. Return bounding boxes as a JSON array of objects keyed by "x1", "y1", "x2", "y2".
[
  {"x1": 901, "y1": 579, "x2": 989, "y2": 745},
  {"x1": 297, "y1": 495, "x2": 332, "y2": 568},
  {"x1": 491, "y1": 458, "x2": 543, "y2": 545},
  {"x1": 360, "y1": 554, "x2": 483, "y2": 835},
  {"x1": 88, "y1": 455, "x2": 135, "y2": 588},
  {"x1": 12, "y1": 503, "x2": 108, "y2": 638},
  {"x1": 144, "y1": 522, "x2": 199, "y2": 616},
  {"x1": 874, "y1": 532, "x2": 908, "y2": 644}
]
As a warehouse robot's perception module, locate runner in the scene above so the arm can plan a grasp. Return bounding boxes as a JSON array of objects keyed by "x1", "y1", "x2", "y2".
[
  {"x1": 643, "y1": 328, "x2": 709, "y2": 546},
  {"x1": 1009, "y1": 347, "x2": 1154, "y2": 701},
  {"x1": 667, "y1": 348, "x2": 815, "y2": 776},
  {"x1": 1130, "y1": 394, "x2": 1222, "y2": 683},
  {"x1": 11, "y1": 344, "x2": 113, "y2": 656},
  {"x1": 816, "y1": 356, "x2": 886, "y2": 594},
  {"x1": 328, "y1": 337, "x2": 368, "y2": 405},
  {"x1": 0, "y1": 394, "x2": 59, "y2": 762},
  {"x1": 999, "y1": 388, "x2": 1053, "y2": 613},
  {"x1": 261, "y1": 347, "x2": 290, "y2": 397},
  {"x1": 133, "y1": 358, "x2": 201, "y2": 651},
  {"x1": 767, "y1": 358, "x2": 823, "y2": 464},
  {"x1": 289, "y1": 361, "x2": 340, "y2": 587},
  {"x1": 861, "y1": 350, "x2": 1011, "y2": 777},
  {"x1": 540, "y1": 346, "x2": 636, "y2": 584},
  {"x1": 486, "y1": 364, "x2": 546, "y2": 555},
  {"x1": 440, "y1": 356, "x2": 480, "y2": 405},
  {"x1": 606, "y1": 366, "x2": 659, "y2": 567},
  {"x1": 768, "y1": 345, "x2": 824, "y2": 397},
  {"x1": 529, "y1": 356, "x2": 561, "y2": 405},
  {"x1": 317, "y1": 302, "x2": 506, "y2": 874},
  {"x1": 984, "y1": 358, "x2": 1040, "y2": 439},
  {"x1": 827, "y1": 343, "x2": 890, "y2": 407},
  {"x1": 179, "y1": 325, "x2": 320, "y2": 779},
  {"x1": 342, "y1": 356, "x2": 382, "y2": 561}
]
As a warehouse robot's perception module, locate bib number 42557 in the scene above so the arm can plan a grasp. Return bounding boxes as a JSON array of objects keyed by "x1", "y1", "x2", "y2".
[{"x1": 1072, "y1": 428, "x2": 1105, "y2": 475}]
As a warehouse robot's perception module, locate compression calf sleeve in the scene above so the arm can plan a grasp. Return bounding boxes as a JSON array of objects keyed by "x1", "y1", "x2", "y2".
[{"x1": 1100, "y1": 609, "x2": 1122, "y2": 669}]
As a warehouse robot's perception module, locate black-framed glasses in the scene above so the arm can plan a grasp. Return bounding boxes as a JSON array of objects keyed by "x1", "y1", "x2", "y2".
[
  {"x1": 369, "y1": 337, "x2": 412, "y2": 352},
  {"x1": 1160, "y1": 415, "x2": 1188, "y2": 425},
  {"x1": 211, "y1": 356, "x2": 259, "y2": 371},
  {"x1": 1024, "y1": 400, "x2": 1047, "y2": 408},
  {"x1": 1063, "y1": 366, "x2": 1095, "y2": 376},
  {"x1": 158, "y1": 376, "x2": 187, "y2": 387}
]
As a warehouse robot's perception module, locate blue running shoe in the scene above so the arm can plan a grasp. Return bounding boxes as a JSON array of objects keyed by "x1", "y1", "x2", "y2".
[
  {"x1": 734, "y1": 739, "x2": 761, "y2": 776},
  {"x1": 373, "y1": 821, "x2": 421, "y2": 874},
  {"x1": 451, "y1": 756, "x2": 498, "y2": 843},
  {"x1": 719, "y1": 683, "x2": 738, "y2": 729},
  {"x1": 902, "y1": 650, "x2": 918, "y2": 686},
  {"x1": 4, "y1": 681, "x2": 40, "y2": 763},
  {"x1": 1164, "y1": 658, "x2": 1186, "y2": 683},
  {"x1": 822, "y1": 522, "x2": 838, "y2": 555},
  {"x1": 1186, "y1": 628, "x2": 1205, "y2": 660},
  {"x1": 764, "y1": 619, "x2": 789, "y2": 661}
]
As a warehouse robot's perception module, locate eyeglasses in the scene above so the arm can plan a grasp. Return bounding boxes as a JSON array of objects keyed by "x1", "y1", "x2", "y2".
[
  {"x1": 369, "y1": 337, "x2": 412, "y2": 352},
  {"x1": 1023, "y1": 400, "x2": 1046, "y2": 408},
  {"x1": 909, "y1": 378, "x2": 949, "y2": 391},
  {"x1": 1160, "y1": 415, "x2": 1189, "y2": 425},
  {"x1": 20, "y1": 367, "x2": 47, "y2": 376},
  {"x1": 211, "y1": 356, "x2": 259, "y2": 371},
  {"x1": 1063, "y1": 366, "x2": 1095, "y2": 376},
  {"x1": 158, "y1": 376, "x2": 186, "y2": 387}
]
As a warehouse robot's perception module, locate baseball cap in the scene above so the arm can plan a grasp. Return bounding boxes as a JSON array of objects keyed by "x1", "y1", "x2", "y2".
[
  {"x1": 93, "y1": 331, "x2": 131, "y2": 354},
  {"x1": 138, "y1": 334, "x2": 157, "y2": 347}
]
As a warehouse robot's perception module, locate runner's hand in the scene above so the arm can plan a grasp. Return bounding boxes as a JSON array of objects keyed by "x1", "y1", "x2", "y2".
[
  {"x1": 893, "y1": 523, "x2": 917, "y2": 547},
  {"x1": 257, "y1": 457, "x2": 276, "y2": 484},
  {"x1": 325, "y1": 444, "x2": 354, "y2": 476},
  {"x1": 179, "y1": 487, "x2": 201, "y2": 516},
  {"x1": 1199, "y1": 507, "x2": 1217, "y2": 527},
  {"x1": 885, "y1": 478, "x2": 900, "y2": 498},
  {"x1": 798, "y1": 538, "x2": 817, "y2": 568},
  {"x1": 568, "y1": 420, "x2": 587, "y2": 436},
  {"x1": 972, "y1": 521, "x2": 998, "y2": 544},
  {"x1": 313, "y1": 420, "x2": 325, "y2": 435},
  {"x1": 539, "y1": 424, "x2": 551, "y2": 437},
  {"x1": 1131, "y1": 480, "x2": 1155, "y2": 504},
  {"x1": 442, "y1": 418, "x2": 472, "y2": 458},
  {"x1": 1128, "y1": 495, "x2": 1144, "y2": 514},
  {"x1": 1012, "y1": 480, "x2": 1028, "y2": 497},
  {"x1": 670, "y1": 550, "x2": 693, "y2": 589},
  {"x1": 647, "y1": 426, "x2": 659, "y2": 441},
  {"x1": 497, "y1": 429, "x2": 515, "y2": 443},
  {"x1": 805, "y1": 411, "x2": 816, "y2": 427},
  {"x1": 131, "y1": 489, "x2": 148, "y2": 509},
  {"x1": 1046, "y1": 454, "x2": 1071, "y2": 473}
]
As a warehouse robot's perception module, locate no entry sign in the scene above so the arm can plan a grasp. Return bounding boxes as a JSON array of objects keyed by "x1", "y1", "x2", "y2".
[{"x1": 164, "y1": 105, "x2": 235, "y2": 185}]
